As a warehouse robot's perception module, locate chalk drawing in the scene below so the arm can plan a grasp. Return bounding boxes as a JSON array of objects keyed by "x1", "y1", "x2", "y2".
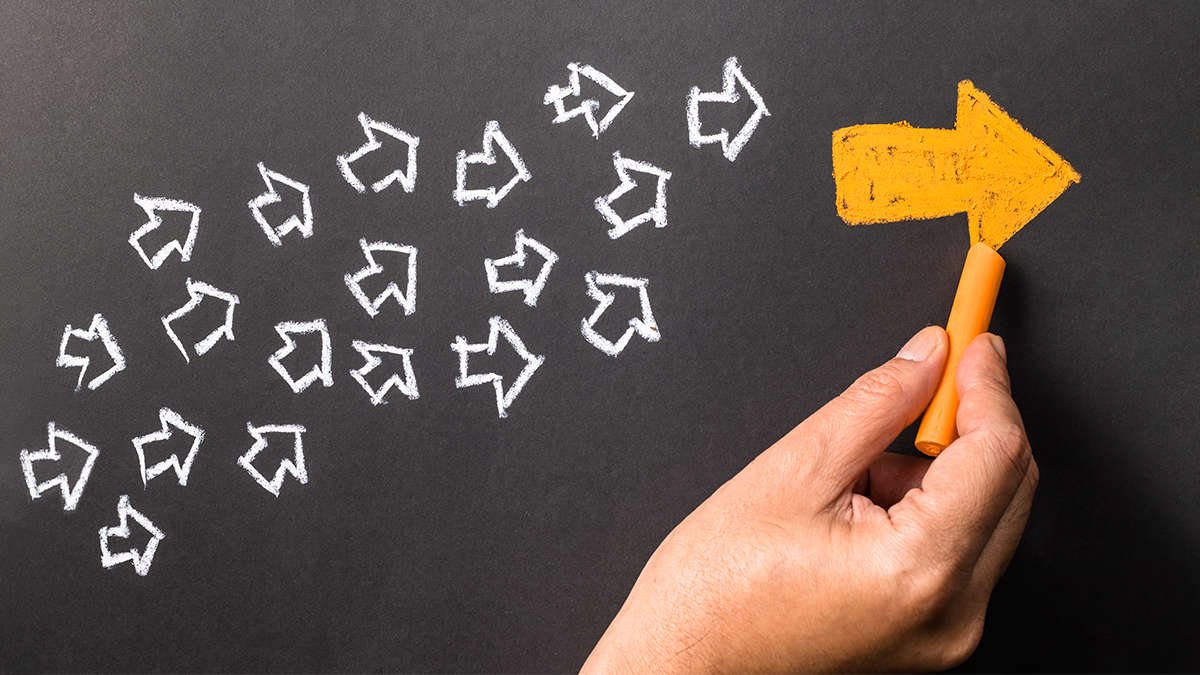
[
  {"x1": 131, "y1": 408, "x2": 204, "y2": 487},
  {"x1": 337, "y1": 111, "x2": 419, "y2": 194},
  {"x1": 345, "y1": 239, "x2": 417, "y2": 318},
  {"x1": 19, "y1": 422, "x2": 99, "y2": 512},
  {"x1": 484, "y1": 229, "x2": 558, "y2": 306},
  {"x1": 99, "y1": 494, "x2": 165, "y2": 576},
  {"x1": 594, "y1": 151, "x2": 673, "y2": 239},
  {"x1": 248, "y1": 162, "x2": 313, "y2": 247},
  {"x1": 161, "y1": 278, "x2": 240, "y2": 363},
  {"x1": 544, "y1": 62, "x2": 635, "y2": 138},
  {"x1": 451, "y1": 316, "x2": 544, "y2": 418},
  {"x1": 349, "y1": 340, "x2": 419, "y2": 405},
  {"x1": 239, "y1": 423, "x2": 308, "y2": 497},
  {"x1": 129, "y1": 194, "x2": 201, "y2": 269},
  {"x1": 686, "y1": 56, "x2": 770, "y2": 161},
  {"x1": 454, "y1": 120, "x2": 531, "y2": 208},
  {"x1": 268, "y1": 319, "x2": 333, "y2": 394},
  {"x1": 581, "y1": 272, "x2": 661, "y2": 357},
  {"x1": 57, "y1": 313, "x2": 126, "y2": 391}
]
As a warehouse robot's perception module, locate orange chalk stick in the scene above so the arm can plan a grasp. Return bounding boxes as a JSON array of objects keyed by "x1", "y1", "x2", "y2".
[{"x1": 915, "y1": 242, "x2": 1006, "y2": 456}]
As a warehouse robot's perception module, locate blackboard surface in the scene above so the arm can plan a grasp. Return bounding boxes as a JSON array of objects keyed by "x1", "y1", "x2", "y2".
[{"x1": 2, "y1": 2, "x2": 1198, "y2": 672}]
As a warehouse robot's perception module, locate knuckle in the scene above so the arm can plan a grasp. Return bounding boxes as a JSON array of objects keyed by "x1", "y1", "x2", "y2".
[{"x1": 986, "y1": 421, "x2": 1033, "y2": 478}]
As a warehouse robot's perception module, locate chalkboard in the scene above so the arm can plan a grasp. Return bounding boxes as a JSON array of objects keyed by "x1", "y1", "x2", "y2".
[{"x1": 2, "y1": 2, "x2": 1198, "y2": 672}]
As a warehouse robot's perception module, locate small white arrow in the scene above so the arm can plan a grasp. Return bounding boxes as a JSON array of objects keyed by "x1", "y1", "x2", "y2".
[
  {"x1": 344, "y1": 239, "x2": 417, "y2": 318},
  {"x1": 239, "y1": 422, "x2": 308, "y2": 497},
  {"x1": 454, "y1": 120, "x2": 531, "y2": 208},
  {"x1": 20, "y1": 422, "x2": 100, "y2": 512},
  {"x1": 161, "y1": 278, "x2": 240, "y2": 363},
  {"x1": 268, "y1": 319, "x2": 333, "y2": 394},
  {"x1": 452, "y1": 316, "x2": 544, "y2": 418},
  {"x1": 131, "y1": 408, "x2": 204, "y2": 487},
  {"x1": 349, "y1": 340, "x2": 418, "y2": 406},
  {"x1": 484, "y1": 229, "x2": 558, "y2": 307},
  {"x1": 581, "y1": 272, "x2": 661, "y2": 357},
  {"x1": 99, "y1": 494, "x2": 165, "y2": 577},
  {"x1": 544, "y1": 62, "x2": 635, "y2": 138},
  {"x1": 57, "y1": 313, "x2": 126, "y2": 391},
  {"x1": 337, "y1": 111, "x2": 419, "y2": 194},
  {"x1": 248, "y1": 162, "x2": 313, "y2": 247},
  {"x1": 129, "y1": 194, "x2": 201, "y2": 269},
  {"x1": 594, "y1": 151, "x2": 673, "y2": 239},
  {"x1": 686, "y1": 56, "x2": 770, "y2": 161}
]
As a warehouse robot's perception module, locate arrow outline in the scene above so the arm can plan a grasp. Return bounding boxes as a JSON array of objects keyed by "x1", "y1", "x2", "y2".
[
  {"x1": 161, "y1": 278, "x2": 240, "y2": 363},
  {"x1": 267, "y1": 319, "x2": 333, "y2": 394},
  {"x1": 544, "y1": 62, "x2": 635, "y2": 137},
  {"x1": 99, "y1": 494, "x2": 165, "y2": 576},
  {"x1": 20, "y1": 421, "x2": 100, "y2": 512},
  {"x1": 453, "y1": 120, "x2": 532, "y2": 208},
  {"x1": 594, "y1": 151, "x2": 673, "y2": 239},
  {"x1": 129, "y1": 194, "x2": 201, "y2": 269},
  {"x1": 57, "y1": 313, "x2": 126, "y2": 391},
  {"x1": 248, "y1": 162, "x2": 313, "y2": 247},
  {"x1": 337, "y1": 111, "x2": 420, "y2": 194},
  {"x1": 451, "y1": 316, "x2": 544, "y2": 418},
  {"x1": 344, "y1": 239, "x2": 417, "y2": 318},
  {"x1": 239, "y1": 422, "x2": 308, "y2": 497},
  {"x1": 131, "y1": 407, "x2": 205, "y2": 487},
  {"x1": 349, "y1": 339, "x2": 419, "y2": 405},
  {"x1": 580, "y1": 271, "x2": 661, "y2": 357},
  {"x1": 484, "y1": 229, "x2": 559, "y2": 307},
  {"x1": 686, "y1": 56, "x2": 770, "y2": 161}
]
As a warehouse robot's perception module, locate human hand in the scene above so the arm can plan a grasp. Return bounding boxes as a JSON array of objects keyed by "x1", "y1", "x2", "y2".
[{"x1": 581, "y1": 327, "x2": 1038, "y2": 673}]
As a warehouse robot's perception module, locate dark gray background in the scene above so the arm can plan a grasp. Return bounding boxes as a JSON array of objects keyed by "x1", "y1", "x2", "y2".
[{"x1": 1, "y1": 2, "x2": 1196, "y2": 672}]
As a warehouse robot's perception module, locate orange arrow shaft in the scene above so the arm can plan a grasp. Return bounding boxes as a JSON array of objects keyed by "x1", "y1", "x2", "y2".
[{"x1": 833, "y1": 123, "x2": 974, "y2": 226}]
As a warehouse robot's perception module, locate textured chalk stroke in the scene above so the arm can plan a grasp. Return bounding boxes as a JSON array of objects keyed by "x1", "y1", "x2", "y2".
[
  {"x1": 99, "y1": 494, "x2": 165, "y2": 577},
  {"x1": 161, "y1": 278, "x2": 240, "y2": 363},
  {"x1": 484, "y1": 229, "x2": 558, "y2": 307},
  {"x1": 131, "y1": 408, "x2": 204, "y2": 487},
  {"x1": 832, "y1": 80, "x2": 1081, "y2": 250},
  {"x1": 345, "y1": 239, "x2": 417, "y2": 318},
  {"x1": 581, "y1": 271, "x2": 661, "y2": 357},
  {"x1": 248, "y1": 162, "x2": 313, "y2": 247},
  {"x1": 129, "y1": 194, "x2": 202, "y2": 269},
  {"x1": 544, "y1": 62, "x2": 635, "y2": 138},
  {"x1": 687, "y1": 56, "x2": 770, "y2": 161},
  {"x1": 594, "y1": 151, "x2": 672, "y2": 239},
  {"x1": 19, "y1": 422, "x2": 100, "y2": 512},
  {"x1": 337, "y1": 111, "x2": 419, "y2": 194},
  {"x1": 349, "y1": 340, "x2": 419, "y2": 405},
  {"x1": 452, "y1": 316, "x2": 544, "y2": 418},
  {"x1": 57, "y1": 313, "x2": 126, "y2": 391},
  {"x1": 239, "y1": 423, "x2": 308, "y2": 497},
  {"x1": 267, "y1": 319, "x2": 333, "y2": 394},
  {"x1": 454, "y1": 120, "x2": 531, "y2": 208}
]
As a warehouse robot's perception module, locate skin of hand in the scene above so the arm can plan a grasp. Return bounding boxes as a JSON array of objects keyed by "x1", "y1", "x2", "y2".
[{"x1": 581, "y1": 327, "x2": 1038, "y2": 674}]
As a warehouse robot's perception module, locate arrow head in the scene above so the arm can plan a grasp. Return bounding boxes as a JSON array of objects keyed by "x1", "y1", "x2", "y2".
[
  {"x1": 161, "y1": 278, "x2": 240, "y2": 363},
  {"x1": 349, "y1": 340, "x2": 419, "y2": 405},
  {"x1": 132, "y1": 407, "x2": 205, "y2": 487},
  {"x1": 239, "y1": 423, "x2": 308, "y2": 497},
  {"x1": 99, "y1": 494, "x2": 165, "y2": 576},
  {"x1": 544, "y1": 62, "x2": 635, "y2": 138},
  {"x1": 345, "y1": 239, "x2": 418, "y2": 318},
  {"x1": 20, "y1": 422, "x2": 100, "y2": 512},
  {"x1": 57, "y1": 313, "x2": 126, "y2": 391},
  {"x1": 337, "y1": 112, "x2": 419, "y2": 194},
  {"x1": 594, "y1": 151, "x2": 673, "y2": 239},
  {"x1": 687, "y1": 56, "x2": 770, "y2": 161},
  {"x1": 129, "y1": 194, "x2": 201, "y2": 269},
  {"x1": 955, "y1": 81, "x2": 1081, "y2": 248},
  {"x1": 581, "y1": 272, "x2": 661, "y2": 357},
  {"x1": 484, "y1": 229, "x2": 558, "y2": 307},
  {"x1": 267, "y1": 319, "x2": 333, "y2": 394},
  {"x1": 454, "y1": 120, "x2": 532, "y2": 208},
  {"x1": 249, "y1": 162, "x2": 313, "y2": 247},
  {"x1": 451, "y1": 316, "x2": 544, "y2": 418}
]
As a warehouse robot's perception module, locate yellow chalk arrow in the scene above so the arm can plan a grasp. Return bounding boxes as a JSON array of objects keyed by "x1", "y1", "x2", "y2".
[{"x1": 833, "y1": 80, "x2": 1080, "y2": 249}]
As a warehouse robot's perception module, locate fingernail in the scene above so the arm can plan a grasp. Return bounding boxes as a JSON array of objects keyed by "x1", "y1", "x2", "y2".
[
  {"x1": 988, "y1": 334, "x2": 1007, "y2": 364},
  {"x1": 896, "y1": 327, "x2": 937, "y2": 362}
]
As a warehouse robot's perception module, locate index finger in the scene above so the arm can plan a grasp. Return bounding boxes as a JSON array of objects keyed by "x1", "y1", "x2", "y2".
[{"x1": 891, "y1": 333, "x2": 1033, "y2": 565}]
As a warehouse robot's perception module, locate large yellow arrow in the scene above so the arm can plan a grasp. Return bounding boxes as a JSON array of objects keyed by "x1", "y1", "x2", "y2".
[{"x1": 833, "y1": 80, "x2": 1080, "y2": 249}]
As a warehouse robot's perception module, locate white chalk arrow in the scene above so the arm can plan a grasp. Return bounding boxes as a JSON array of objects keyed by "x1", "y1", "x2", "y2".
[
  {"x1": 131, "y1": 408, "x2": 204, "y2": 487},
  {"x1": 337, "y1": 111, "x2": 419, "y2": 194},
  {"x1": 594, "y1": 151, "x2": 673, "y2": 239},
  {"x1": 686, "y1": 56, "x2": 770, "y2": 161},
  {"x1": 581, "y1": 272, "x2": 661, "y2": 357},
  {"x1": 345, "y1": 239, "x2": 417, "y2": 318},
  {"x1": 485, "y1": 229, "x2": 558, "y2": 307},
  {"x1": 248, "y1": 162, "x2": 313, "y2": 247},
  {"x1": 452, "y1": 316, "x2": 544, "y2": 418},
  {"x1": 19, "y1": 422, "x2": 100, "y2": 512},
  {"x1": 99, "y1": 494, "x2": 165, "y2": 577},
  {"x1": 129, "y1": 194, "x2": 201, "y2": 269},
  {"x1": 161, "y1": 278, "x2": 240, "y2": 363},
  {"x1": 239, "y1": 423, "x2": 308, "y2": 497},
  {"x1": 454, "y1": 120, "x2": 531, "y2": 208},
  {"x1": 57, "y1": 313, "x2": 126, "y2": 391},
  {"x1": 349, "y1": 340, "x2": 418, "y2": 406},
  {"x1": 544, "y1": 62, "x2": 635, "y2": 138},
  {"x1": 268, "y1": 319, "x2": 333, "y2": 394}
]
